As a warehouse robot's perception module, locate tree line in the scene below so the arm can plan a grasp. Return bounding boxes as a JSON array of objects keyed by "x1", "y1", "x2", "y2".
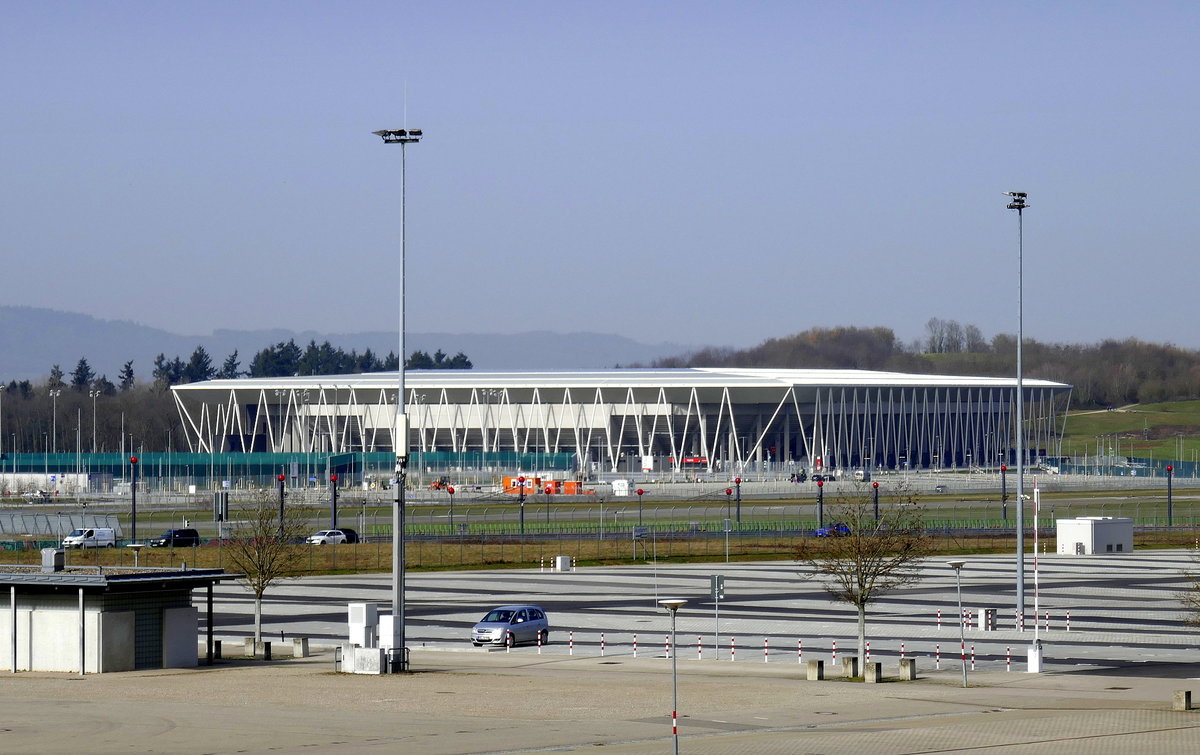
[
  {"x1": 1, "y1": 340, "x2": 470, "y2": 454},
  {"x1": 647, "y1": 318, "x2": 1200, "y2": 409}
]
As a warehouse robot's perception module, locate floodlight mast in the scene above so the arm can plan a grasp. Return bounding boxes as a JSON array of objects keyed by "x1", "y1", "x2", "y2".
[
  {"x1": 1004, "y1": 191, "x2": 1028, "y2": 630},
  {"x1": 375, "y1": 126, "x2": 422, "y2": 671}
]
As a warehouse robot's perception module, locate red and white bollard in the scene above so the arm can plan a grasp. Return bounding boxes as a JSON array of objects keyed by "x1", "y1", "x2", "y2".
[
  {"x1": 797, "y1": 638, "x2": 803, "y2": 664},
  {"x1": 600, "y1": 632, "x2": 605, "y2": 657},
  {"x1": 763, "y1": 637, "x2": 769, "y2": 663},
  {"x1": 901, "y1": 642, "x2": 906, "y2": 660},
  {"x1": 730, "y1": 637, "x2": 736, "y2": 662},
  {"x1": 633, "y1": 633, "x2": 638, "y2": 658},
  {"x1": 937, "y1": 608, "x2": 942, "y2": 630},
  {"x1": 865, "y1": 641, "x2": 871, "y2": 663},
  {"x1": 959, "y1": 640, "x2": 965, "y2": 670},
  {"x1": 1006, "y1": 646, "x2": 1011, "y2": 672},
  {"x1": 971, "y1": 644, "x2": 976, "y2": 671},
  {"x1": 697, "y1": 636, "x2": 702, "y2": 661},
  {"x1": 569, "y1": 631, "x2": 574, "y2": 656},
  {"x1": 1066, "y1": 611, "x2": 1071, "y2": 632},
  {"x1": 665, "y1": 634, "x2": 670, "y2": 659},
  {"x1": 832, "y1": 640, "x2": 838, "y2": 662},
  {"x1": 537, "y1": 631, "x2": 542, "y2": 654},
  {"x1": 506, "y1": 631, "x2": 512, "y2": 653},
  {"x1": 1044, "y1": 611, "x2": 1050, "y2": 631},
  {"x1": 539, "y1": 556, "x2": 545, "y2": 573},
  {"x1": 936, "y1": 643, "x2": 941, "y2": 670}
]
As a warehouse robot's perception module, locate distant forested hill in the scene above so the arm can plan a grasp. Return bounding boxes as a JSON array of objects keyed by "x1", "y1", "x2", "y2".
[{"x1": 646, "y1": 322, "x2": 1200, "y2": 409}]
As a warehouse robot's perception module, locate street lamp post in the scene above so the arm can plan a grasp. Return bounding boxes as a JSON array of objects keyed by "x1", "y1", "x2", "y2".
[
  {"x1": 1005, "y1": 190, "x2": 1029, "y2": 630},
  {"x1": 947, "y1": 560, "x2": 967, "y2": 687},
  {"x1": 89, "y1": 390, "x2": 100, "y2": 454},
  {"x1": 658, "y1": 598, "x2": 687, "y2": 755},
  {"x1": 375, "y1": 125, "x2": 422, "y2": 672},
  {"x1": 277, "y1": 474, "x2": 286, "y2": 536},
  {"x1": 130, "y1": 456, "x2": 139, "y2": 544},
  {"x1": 517, "y1": 475, "x2": 527, "y2": 535},
  {"x1": 734, "y1": 476, "x2": 742, "y2": 522},
  {"x1": 49, "y1": 389, "x2": 62, "y2": 454}
]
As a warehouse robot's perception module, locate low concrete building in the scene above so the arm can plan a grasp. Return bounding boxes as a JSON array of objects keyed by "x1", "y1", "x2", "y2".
[
  {"x1": 1056, "y1": 516, "x2": 1134, "y2": 555},
  {"x1": 1, "y1": 558, "x2": 234, "y2": 673}
]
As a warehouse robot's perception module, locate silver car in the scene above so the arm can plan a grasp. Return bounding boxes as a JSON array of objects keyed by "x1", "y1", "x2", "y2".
[{"x1": 471, "y1": 605, "x2": 549, "y2": 647}]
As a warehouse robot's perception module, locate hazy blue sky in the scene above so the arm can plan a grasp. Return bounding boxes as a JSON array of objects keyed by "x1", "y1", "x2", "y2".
[{"x1": 3, "y1": 1, "x2": 1198, "y2": 350}]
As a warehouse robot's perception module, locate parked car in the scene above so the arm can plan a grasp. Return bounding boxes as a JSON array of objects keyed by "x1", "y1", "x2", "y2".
[
  {"x1": 62, "y1": 527, "x2": 117, "y2": 549},
  {"x1": 471, "y1": 605, "x2": 549, "y2": 647},
  {"x1": 149, "y1": 528, "x2": 201, "y2": 547},
  {"x1": 813, "y1": 523, "x2": 851, "y2": 537},
  {"x1": 24, "y1": 490, "x2": 50, "y2": 503},
  {"x1": 305, "y1": 528, "x2": 359, "y2": 545}
]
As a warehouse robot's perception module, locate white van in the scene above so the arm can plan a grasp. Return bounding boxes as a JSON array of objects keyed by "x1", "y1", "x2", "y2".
[{"x1": 62, "y1": 527, "x2": 117, "y2": 549}]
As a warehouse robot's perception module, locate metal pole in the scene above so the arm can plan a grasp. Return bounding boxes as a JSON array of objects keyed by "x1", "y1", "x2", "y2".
[
  {"x1": 671, "y1": 608, "x2": 679, "y2": 755},
  {"x1": 130, "y1": 456, "x2": 138, "y2": 544},
  {"x1": 1006, "y1": 192, "x2": 1028, "y2": 628},
  {"x1": 375, "y1": 125, "x2": 421, "y2": 672},
  {"x1": 950, "y1": 562, "x2": 967, "y2": 688}
]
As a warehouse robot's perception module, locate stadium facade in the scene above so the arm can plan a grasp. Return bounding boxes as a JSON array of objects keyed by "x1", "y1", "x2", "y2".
[{"x1": 171, "y1": 368, "x2": 1072, "y2": 475}]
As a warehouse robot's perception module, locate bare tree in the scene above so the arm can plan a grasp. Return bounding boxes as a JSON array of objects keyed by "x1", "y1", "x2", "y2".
[
  {"x1": 795, "y1": 482, "x2": 931, "y2": 670},
  {"x1": 222, "y1": 489, "x2": 309, "y2": 644}
]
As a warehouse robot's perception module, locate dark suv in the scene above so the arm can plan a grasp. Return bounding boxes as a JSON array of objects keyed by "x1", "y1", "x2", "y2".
[{"x1": 149, "y1": 528, "x2": 202, "y2": 547}]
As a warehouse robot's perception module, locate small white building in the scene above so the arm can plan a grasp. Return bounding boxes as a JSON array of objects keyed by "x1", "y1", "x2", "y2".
[
  {"x1": 1056, "y1": 516, "x2": 1134, "y2": 555},
  {"x1": 2, "y1": 557, "x2": 233, "y2": 673}
]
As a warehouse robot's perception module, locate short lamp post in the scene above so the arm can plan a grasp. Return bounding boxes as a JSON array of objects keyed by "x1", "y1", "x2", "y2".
[
  {"x1": 817, "y1": 480, "x2": 825, "y2": 528},
  {"x1": 947, "y1": 560, "x2": 967, "y2": 688},
  {"x1": 329, "y1": 473, "x2": 339, "y2": 529},
  {"x1": 636, "y1": 487, "x2": 644, "y2": 526},
  {"x1": 130, "y1": 455, "x2": 139, "y2": 544},
  {"x1": 517, "y1": 476, "x2": 526, "y2": 535},
  {"x1": 277, "y1": 474, "x2": 286, "y2": 536},
  {"x1": 447, "y1": 486, "x2": 456, "y2": 528},
  {"x1": 734, "y1": 476, "x2": 742, "y2": 522},
  {"x1": 1000, "y1": 464, "x2": 1008, "y2": 522},
  {"x1": 872, "y1": 481, "x2": 880, "y2": 521},
  {"x1": 658, "y1": 598, "x2": 687, "y2": 755},
  {"x1": 1167, "y1": 465, "x2": 1174, "y2": 526}
]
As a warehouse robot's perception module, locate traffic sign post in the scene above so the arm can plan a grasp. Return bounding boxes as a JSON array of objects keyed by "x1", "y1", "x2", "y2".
[{"x1": 711, "y1": 575, "x2": 725, "y2": 659}]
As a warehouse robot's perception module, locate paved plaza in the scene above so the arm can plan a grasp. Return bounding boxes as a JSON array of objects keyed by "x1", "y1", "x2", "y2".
[
  {"x1": 2, "y1": 549, "x2": 1198, "y2": 753},
  {"x1": 215, "y1": 549, "x2": 1200, "y2": 675}
]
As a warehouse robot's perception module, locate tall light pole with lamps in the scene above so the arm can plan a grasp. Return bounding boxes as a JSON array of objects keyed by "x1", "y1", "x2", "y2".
[
  {"x1": 658, "y1": 598, "x2": 687, "y2": 755},
  {"x1": 89, "y1": 390, "x2": 100, "y2": 453},
  {"x1": 49, "y1": 389, "x2": 62, "y2": 454},
  {"x1": 946, "y1": 560, "x2": 968, "y2": 687},
  {"x1": 1004, "y1": 191, "x2": 1028, "y2": 632},
  {"x1": 374, "y1": 125, "x2": 422, "y2": 672}
]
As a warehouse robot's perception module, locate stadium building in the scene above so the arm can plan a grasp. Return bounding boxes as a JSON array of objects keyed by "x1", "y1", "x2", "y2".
[{"x1": 171, "y1": 368, "x2": 1072, "y2": 475}]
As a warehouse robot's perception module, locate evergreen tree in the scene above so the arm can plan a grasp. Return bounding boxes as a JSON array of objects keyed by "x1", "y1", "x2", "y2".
[
  {"x1": 183, "y1": 346, "x2": 215, "y2": 383},
  {"x1": 70, "y1": 357, "x2": 96, "y2": 391},
  {"x1": 47, "y1": 364, "x2": 65, "y2": 389},
  {"x1": 93, "y1": 375, "x2": 117, "y2": 395},
  {"x1": 218, "y1": 351, "x2": 241, "y2": 379},
  {"x1": 119, "y1": 360, "x2": 135, "y2": 391}
]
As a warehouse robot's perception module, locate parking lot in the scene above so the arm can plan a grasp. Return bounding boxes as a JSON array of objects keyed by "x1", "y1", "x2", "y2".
[{"x1": 211, "y1": 549, "x2": 1200, "y2": 675}]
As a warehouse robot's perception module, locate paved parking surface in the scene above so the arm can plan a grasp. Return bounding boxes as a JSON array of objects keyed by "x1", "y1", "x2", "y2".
[
  {"x1": 214, "y1": 550, "x2": 1200, "y2": 675},
  {"x1": 3, "y1": 550, "x2": 1199, "y2": 753}
]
